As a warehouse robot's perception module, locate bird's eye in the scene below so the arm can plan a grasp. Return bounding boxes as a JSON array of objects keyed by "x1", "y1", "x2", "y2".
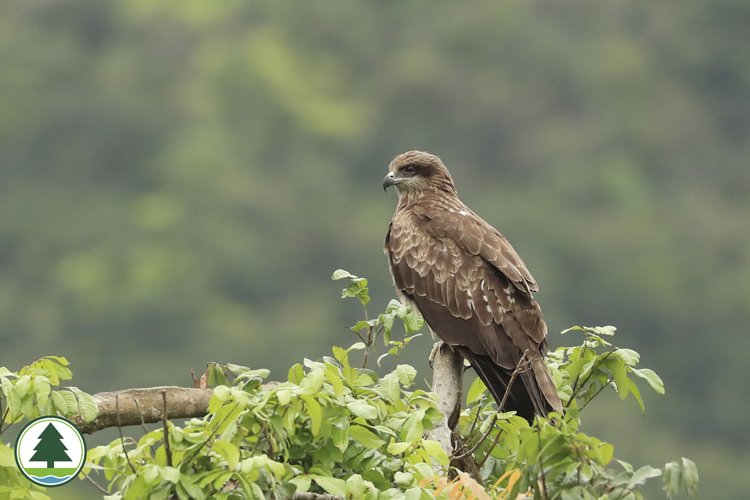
[{"x1": 403, "y1": 165, "x2": 416, "y2": 175}]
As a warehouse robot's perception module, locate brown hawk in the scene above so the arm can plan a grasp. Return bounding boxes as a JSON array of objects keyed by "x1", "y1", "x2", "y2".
[{"x1": 383, "y1": 151, "x2": 562, "y2": 421}]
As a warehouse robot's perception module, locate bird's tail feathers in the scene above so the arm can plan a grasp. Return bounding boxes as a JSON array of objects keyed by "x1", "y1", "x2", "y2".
[
  {"x1": 457, "y1": 348, "x2": 562, "y2": 423},
  {"x1": 457, "y1": 347, "x2": 537, "y2": 423},
  {"x1": 530, "y1": 357, "x2": 563, "y2": 414}
]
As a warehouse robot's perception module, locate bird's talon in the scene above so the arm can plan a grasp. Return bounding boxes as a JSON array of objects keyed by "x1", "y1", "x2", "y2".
[{"x1": 428, "y1": 341, "x2": 444, "y2": 369}]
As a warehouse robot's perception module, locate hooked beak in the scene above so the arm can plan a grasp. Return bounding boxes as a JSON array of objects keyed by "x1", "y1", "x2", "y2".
[{"x1": 383, "y1": 172, "x2": 397, "y2": 192}]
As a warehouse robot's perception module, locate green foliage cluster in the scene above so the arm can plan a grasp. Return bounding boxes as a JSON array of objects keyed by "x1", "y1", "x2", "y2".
[
  {"x1": 80, "y1": 274, "x2": 696, "y2": 499},
  {"x1": 0, "y1": 274, "x2": 698, "y2": 500},
  {"x1": 0, "y1": 357, "x2": 98, "y2": 500},
  {"x1": 457, "y1": 323, "x2": 696, "y2": 500},
  {"x1": 86, "y1": 349, "x2": 449, "y2": 500}
]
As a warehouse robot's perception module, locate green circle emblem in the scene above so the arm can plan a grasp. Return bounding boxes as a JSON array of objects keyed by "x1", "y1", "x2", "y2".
[{"x1": 14, "y1": 416, "x2": 87, "y2": 487}]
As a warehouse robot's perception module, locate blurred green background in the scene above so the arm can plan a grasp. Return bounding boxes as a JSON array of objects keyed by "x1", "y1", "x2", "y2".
[{"x1": 2, "y1": 0, "x2": 749, "y2": 498}]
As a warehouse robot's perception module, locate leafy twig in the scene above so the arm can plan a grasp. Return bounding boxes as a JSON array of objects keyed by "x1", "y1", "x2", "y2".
[
  {"x1": 85, "y1": 473, "x2": 110, "y2": 494},
  {"x1": 162, "y1": 390, "x2": 172, "y2": 467},
  {"x1": 133, "y1": 398, "x2": 149, "y2": 436},
  {"x1": 537, "y1": 425, "x2": 548, "y2": 499},
  {"x1": 476, "y1": 426, "x2": 504, "y2": 471},
  {"x1": 579, "y1": 378, "x2": 613, "y2": 411},
  {"x1": 453, "y1": 352, "x2": 529, "y2": 461},
  {"x1": 181, "y1": 403, "x2": 238, "y2": 465},
  {"x1": 467, "y1": 397, "x2": 486, "y2": 437},
  {"x1": 361, "y1": 304, "x2": 371, "y2": 368},
  {"x1": 498, "y1": 352, "x2": 530, "y2": 413},
  {"x1": 0, "y1": 397, "x2": 4, "y2": 435},
  {"x1": 567, "y1": 351, "x2": 615, "y2": 408},
  {"x1": 116, "y1": 395, "x2": 137, "y2": 474}
]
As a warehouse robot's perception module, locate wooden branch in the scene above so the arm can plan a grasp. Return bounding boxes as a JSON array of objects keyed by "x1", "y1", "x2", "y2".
[
  {"x1": 426, "y1": 342, "x2": 464, "y2": 472},
  {"x1": 70, "y1": 386, "x2": 213, "y2": 434},
  {"x1": 292, "y1": 493, "x2": 343, "y2": 500}
]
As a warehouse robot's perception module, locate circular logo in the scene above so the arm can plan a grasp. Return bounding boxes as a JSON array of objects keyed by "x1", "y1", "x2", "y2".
[{"x1": 14, "y1": 416, "x2": 87, "y2": 487}]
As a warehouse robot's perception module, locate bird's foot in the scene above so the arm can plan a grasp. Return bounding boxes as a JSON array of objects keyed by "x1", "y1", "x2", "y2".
[{"x1": 428, "y1": 341, "x2": 444, "y2": 369}]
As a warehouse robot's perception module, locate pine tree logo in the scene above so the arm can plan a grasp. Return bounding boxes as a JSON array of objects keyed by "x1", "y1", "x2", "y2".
[
  {"x1": 14, "y1": 416, "x2": 87, "y2": 487},
  {"x1": 31, "y1": 423, "x2": 72, "y2": 468}
]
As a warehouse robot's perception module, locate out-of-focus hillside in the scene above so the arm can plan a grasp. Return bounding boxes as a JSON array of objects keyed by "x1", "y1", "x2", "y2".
[{"x1": 1, "y1": 0, "x2": 749, "y2": 498}]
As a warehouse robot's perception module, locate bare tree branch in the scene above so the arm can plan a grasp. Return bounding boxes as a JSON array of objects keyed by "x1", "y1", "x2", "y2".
[{"x1": 70, "y1": 386, "x2": 213, "y2": 434}]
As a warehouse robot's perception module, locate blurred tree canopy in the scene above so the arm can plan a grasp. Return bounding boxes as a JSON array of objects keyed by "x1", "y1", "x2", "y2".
[{"x1": 0, "y1": 0, "x2": 748, "y2": 498}]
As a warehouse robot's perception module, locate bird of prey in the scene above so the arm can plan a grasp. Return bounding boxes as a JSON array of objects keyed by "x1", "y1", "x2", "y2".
[{"x1": 383, "y1": 150, "x2": 562, "y2": 422}]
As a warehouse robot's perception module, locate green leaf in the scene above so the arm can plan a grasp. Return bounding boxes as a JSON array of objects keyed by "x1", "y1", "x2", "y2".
[
  {"x1": 631, "y1": 368, "x2": 665, "y2": 394},
  {"x1": 56, "y1": 390, "x2": 77, "y2": 417},
  {"x1": 44, "y1": 355, "x2": 70, "y2": 366},
  {"x1": 325, "y1": 368, "x2": 344, "y2": 398},
  {"x1": 626, "y1": 378, "x2": 645, "y2": 413},
  {"x1": 400, "y1": 410, "x2": 425, "y2": 442},
  {"x1": 207, "y1": 364, "x2": 229, "y2": 387},
  {"x1": 234, "y1": 368, "x2": 270, "y2": 381},
  {"x1": 143, "y1": 464, "x2": 160, "y2": 485},
  {"x1": 213, "y1": 385, "x2": 232, "y2": 403},
  {"x1": 379, "y1": 372, "x2": 400, "y2": 403},
  {"x1": 627, "y1": 465, "x2": 662, "y2": 489},
  {"x1": 15, "y1": 375, "x2": 31, "y2": 396},
  {"x1": 346, "y1": 474, "x2": 365, "y2": 499},
  {"x1": 75, "y1": 391, "x2": 99, "y2": 422},
  {"x1": 604, "y1": 357, "x2": 629, "y2": 399},
  {"x1": 289, "y1": 475, "x2": 311, "y2": 493},
  {"x1": 46, "y1": 358, "x2": 72, "y2": 381},
  {"x1": 466, "y1": 377, "x2": 487, "y2": 404},
  {"x1": 313, "y1": 476, "x2": 347, "y2": 497},
  {"x1": 422, "y1": 440, "x2": 449, "y2": 466},
  {"x1": 405, "y1": 487, "x2": 423, "y2": 500},
  {"x1": 393, "y1": 471, "x2": 414, "y2": 487},
  {"x1": 663, "y1": 458, "x2": 698, "y2": 500},
  {"x1": 288, "y1": 363, "x2": 304, "y2": 384},
  {"x1": 351, "y1": 321, "x2": 371, "y2": 333},
  {"x1": 332, "y1": 422, "x2": 349, "y2": 452},
  {"x1": 1, "y1": 377, "x2": 20, "y2": 418},
  {"x1": 124, "y1": 475, "x2": 147, "y2": 500},
  {"x1": 348, "y1": 425, "x2": 385, "y2": 448},
  {"x1": 613, "y1": 348, "x2": 640, "y2": 366},
  {"x1": 0, "y1": 442, "x2": 15, "y2": 467},
  {"x1": 180, "y1": 475, "x2": 207, "y2": 500},
  {"x1": 276, "y1": 389, "x2": 292, "y2": 405},
  {"x1": 50, "y1": 391, "x2": 68, "y2": 415},
  {"x1": 33, "y1": 376, "x2": 51, "y2": 410},
  {"x1": 297, "y1": 369, "x2": 325, "y2": 396},
  {"x1": 332, "y1": 269, "x2": 357, "y2": 281},
  {"x1": 681, "y1": 458, "x2": 699, "y2": 499},
  {"x1": 395, "y1": 365, "x2": 417, "y2": 386},
  {"x1": 346, "y1": 400, "x2": 378, "y2": 420},
  {"x1": 398, "y1": 306, "x2": 423, "y2": 333},
  {"x1": 213, "y1": 440, "x2": 240, "y2": 470},
  {"x1": 160, "y1": 466, "x2": 181, "y2": 484},
  {"x1": 387, "y1": 441, "x2": 411, "y2": 455},
  {"x1": 301, "y1": 395, "x2": 322, "y2": 436},
  {"x1": 585, "y1": 325, "x2": 617, "y2": 336},
  {"x1": 333, "y1": 346, "x2": 348, "y2": 364}
]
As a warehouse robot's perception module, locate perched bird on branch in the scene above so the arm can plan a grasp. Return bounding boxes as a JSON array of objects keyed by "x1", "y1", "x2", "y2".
[{"x1": 383, "y1": 151, "x2": 562, "y2": 422}]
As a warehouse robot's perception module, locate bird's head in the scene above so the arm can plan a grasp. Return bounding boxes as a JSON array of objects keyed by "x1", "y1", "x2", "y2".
[{"x1": 383, "y1": 151, "x2": 456, "y2": 196}]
